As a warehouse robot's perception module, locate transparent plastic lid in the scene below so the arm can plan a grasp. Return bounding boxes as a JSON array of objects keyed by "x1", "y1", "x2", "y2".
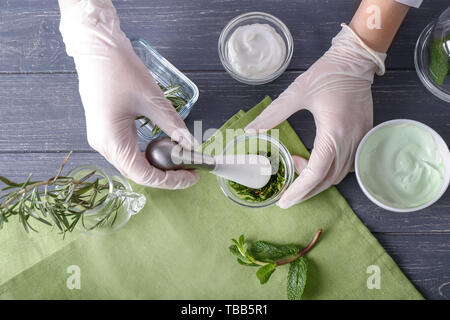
[{"x1": 434, "y1": 7, "x2": 450, "y2": 58}]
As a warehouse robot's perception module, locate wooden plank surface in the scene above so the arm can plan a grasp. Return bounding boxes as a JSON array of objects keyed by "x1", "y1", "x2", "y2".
[
  {"x1": 0, "y1": 0, "x2": 449, "y2": 73},
  {"x1": 376, "y1": 233, "x2": 450, "y2": 300},
  {"x1": 1, "y1": 70, "x2": 449, "y2": 152}
]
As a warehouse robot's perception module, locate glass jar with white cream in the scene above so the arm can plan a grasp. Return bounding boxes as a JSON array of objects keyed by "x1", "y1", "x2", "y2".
[{"x1": 219, "y1": 12, "x2": 294, "y2": 85}]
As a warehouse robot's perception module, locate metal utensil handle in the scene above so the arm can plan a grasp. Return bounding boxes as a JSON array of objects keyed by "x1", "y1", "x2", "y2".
[{"x1": 171, "y1": 148, "x2": 216, "y2": 170}]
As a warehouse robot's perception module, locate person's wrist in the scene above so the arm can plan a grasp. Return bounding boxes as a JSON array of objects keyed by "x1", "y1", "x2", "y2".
[
  {"x1": 331, "y1": 24, "x2": 386, "y2": 76},
  {"x1": 349, "y1": 0, "x2": 409, "y2": 53}
]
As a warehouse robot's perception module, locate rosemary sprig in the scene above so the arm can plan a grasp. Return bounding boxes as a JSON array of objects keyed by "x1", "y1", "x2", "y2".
[
  {"x1": 0, "y1": 152, "x2": 125, "y2": 235},
  {"x1": 136, "y1": 82, "x2": 190, "y2": 135}
]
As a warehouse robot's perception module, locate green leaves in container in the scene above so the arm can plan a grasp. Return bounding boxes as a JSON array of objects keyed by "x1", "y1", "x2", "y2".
[
  {"x1": 429, "y1": 36, "x2": 450, "y2": 86},
  {"x1": 229, "y1": 229, "x2": 322, "y2": 300},
  {"x1": 287, "y1": 256, "x2": 308, "y2": 300},
  {"x1": 229, "y1": 155, "x2": 285, "y2": 202}
]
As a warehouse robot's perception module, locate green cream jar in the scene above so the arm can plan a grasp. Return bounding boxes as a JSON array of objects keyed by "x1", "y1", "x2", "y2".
[{"x1": 356, "y1": 120, "x2": 450, "y2": 212}]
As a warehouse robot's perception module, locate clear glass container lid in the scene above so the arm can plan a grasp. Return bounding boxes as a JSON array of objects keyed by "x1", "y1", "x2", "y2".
[
  {"x1": 433, "y1": 7, "x2": 450, "y2": 60},
  {"x1": 414, "y1": 6, "x2": 450, "y2": 103}
]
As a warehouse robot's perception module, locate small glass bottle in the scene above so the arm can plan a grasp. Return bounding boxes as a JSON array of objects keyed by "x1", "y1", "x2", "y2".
[{"x1": 67, "y1": 165, "x2": 146, "y2": 236}]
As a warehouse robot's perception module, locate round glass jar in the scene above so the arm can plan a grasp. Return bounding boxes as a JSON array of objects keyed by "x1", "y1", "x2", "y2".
[
  {"x1": 414, "y1": 7, "x2": 450, "y2": 103},
  {"x1": 218, "y1": 12, "x2": 294, "y2": 85},
  {"x1": 217, "y1": 134, "x2": 294, "y2": 208},
  {"x1": 67, "y1": 165, "x2": 146, "y2": 236}
]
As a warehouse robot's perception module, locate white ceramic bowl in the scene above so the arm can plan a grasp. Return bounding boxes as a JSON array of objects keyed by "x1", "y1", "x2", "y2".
[
  {"x1": 218, "y1": 12, "x2": 294, "y2": 85},
  {"x1": 355, "y1": 119, "x2": 450, "y2": 212}
]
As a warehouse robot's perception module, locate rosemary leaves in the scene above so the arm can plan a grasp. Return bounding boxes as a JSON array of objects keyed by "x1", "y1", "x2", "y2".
[{"x1": 0, "y1": 152, "x2": 126, "y2": 235}]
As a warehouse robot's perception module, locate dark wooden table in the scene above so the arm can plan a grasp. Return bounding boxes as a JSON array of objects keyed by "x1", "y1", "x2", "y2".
[{"x1": 0, "y1": 0, "x2": 449, "y2": 300}]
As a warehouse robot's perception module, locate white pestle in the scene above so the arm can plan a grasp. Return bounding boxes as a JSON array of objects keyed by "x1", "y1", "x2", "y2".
[{"x1": 211, "y1": 154, "x2": 273, "y2": 189}]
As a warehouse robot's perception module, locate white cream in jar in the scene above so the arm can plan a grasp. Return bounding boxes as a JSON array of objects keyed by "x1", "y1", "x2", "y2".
[{"x1": 227, "y1": 23, "x2": 286, "y2": 79}]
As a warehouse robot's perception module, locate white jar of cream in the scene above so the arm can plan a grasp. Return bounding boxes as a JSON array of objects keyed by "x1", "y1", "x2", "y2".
[
  {"x1": 356, "y1": 119, "x2": 450, "y2": 212},
  {"x1": 219, "y1": 12, "x2": 294, "y2": 85}
]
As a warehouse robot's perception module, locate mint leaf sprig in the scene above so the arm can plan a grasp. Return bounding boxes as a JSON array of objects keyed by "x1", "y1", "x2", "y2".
[{"x1": 229, "y1": 229, "x2": 322, "y2": 300}]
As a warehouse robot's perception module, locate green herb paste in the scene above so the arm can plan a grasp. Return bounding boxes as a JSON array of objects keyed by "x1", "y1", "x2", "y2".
[{"x1": 229, "y1": 154, "x2": 285, "y2": 202}]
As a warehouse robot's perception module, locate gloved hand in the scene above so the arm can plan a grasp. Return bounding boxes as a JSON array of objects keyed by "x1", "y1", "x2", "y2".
[
  {"x1": 59, "y1": 0, "x2": 199, "y2": 189},
  {"x1": 246, "y1": 24, "x2": 386, "y2": 209}
]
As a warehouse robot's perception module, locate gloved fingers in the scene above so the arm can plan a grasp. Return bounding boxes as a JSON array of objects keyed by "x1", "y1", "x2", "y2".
[
  {"x1": 169, "y1": 126, "x2": 200, "y2": 151},
  {"x1": 105, "y1": 142, "x2": 199, "y2": 189},
  {"x1": 277, "y1": 141, "x2": 335, "y2": 209},
  {"x1": 139, "y1": 93, "x2": 199, "y2": 151},
  {"x1": 151, "y1": 168, "x2": 200, "y2": 189},
  {"x1": 59, "y1": 0, "x2": 127, "y2": 58},
  {"x1": 300, "y1": 162, "x2": 343, "y2": 201},
  {"x1": 297, "y1": 180, "x2": 334, "y2": 204},
  {"x1": 245, "y1": 78, "x2": 308, "y2": 132},
  {"x1": 284, "y1": 149, "x2": 353, "y2": 206},
  {"x1": 120, "y1": 151, "x2": 199, "y2": 189},
  {"x1": 292, "y1": 155, "x2": 308, "y2": 174},
  {"x1": 58, "y1": 0, "x2": 81, "y2": 10},
  {"x1": 88, "y1": 117, "x2": 199, "y2": 189}
]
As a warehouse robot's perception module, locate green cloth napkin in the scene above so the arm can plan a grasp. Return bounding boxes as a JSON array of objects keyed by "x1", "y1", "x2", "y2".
[{"x1": 0, "y1": 97, "x2": 423, "y2": 299}]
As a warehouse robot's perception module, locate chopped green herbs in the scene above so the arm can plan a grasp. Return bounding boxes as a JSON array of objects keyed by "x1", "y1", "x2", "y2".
[
  {"x1": 429, "y1": 36, "x2": 450, "y2": 86},
  {"x1": 228, "y1": 155, "x2": 285, "y2": 202},
  {"x1": 136, "y1": 83, "x2": 190, "y2": 135},
  {"x1": 229, "y1": 230, "x2": 322, "y2": 300}
]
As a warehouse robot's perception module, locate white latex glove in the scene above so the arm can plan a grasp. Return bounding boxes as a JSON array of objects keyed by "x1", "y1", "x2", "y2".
[
  {"x1": 59, "y1": 0, "x2": 199, "y2": 189},
  {"x1": 246, "y1": 24, "x2": 386, "y2": 209}
]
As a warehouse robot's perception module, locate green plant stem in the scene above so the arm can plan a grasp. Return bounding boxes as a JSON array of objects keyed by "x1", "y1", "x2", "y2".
[
  {"x1": 1, "y1": 180, "x2": 51, "y2": 209},
  {"x1": 0, "y1": 174, "x2": 96, "y2": 210},
  {"x1": 250, "y1": 229, "x2": 322, "y2": 267},
  {"x1": 275, "y1": 229, "x2": 322, "y2": 266},
  {"x1": 0, "y1": 152, "x2": 125, "y2": 234}
]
